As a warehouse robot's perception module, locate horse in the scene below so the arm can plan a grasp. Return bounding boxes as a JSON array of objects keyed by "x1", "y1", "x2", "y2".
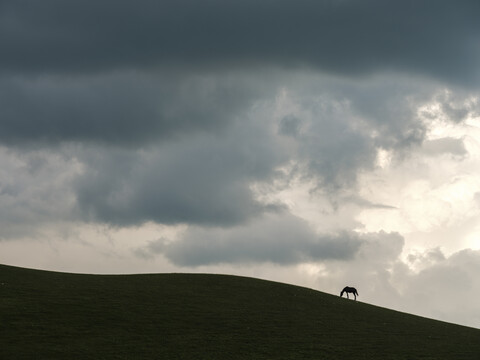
[{"x1": 340, "y1": 286, "x2": 358, "y2": 300}]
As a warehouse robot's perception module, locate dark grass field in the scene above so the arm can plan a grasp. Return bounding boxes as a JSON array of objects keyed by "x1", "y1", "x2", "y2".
[{"x1": 1, "y1": 264, "x2": 480, "y2": 359}]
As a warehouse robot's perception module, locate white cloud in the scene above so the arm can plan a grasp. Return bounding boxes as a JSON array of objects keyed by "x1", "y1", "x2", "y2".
[{"x1": 357, "y1": 99, "x2": 480, "y2": 257}]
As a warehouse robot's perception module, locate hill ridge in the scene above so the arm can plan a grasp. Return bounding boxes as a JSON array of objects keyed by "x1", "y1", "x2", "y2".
[{"x1": 1, "y1": 263, "x2": 480, "y2": 359}]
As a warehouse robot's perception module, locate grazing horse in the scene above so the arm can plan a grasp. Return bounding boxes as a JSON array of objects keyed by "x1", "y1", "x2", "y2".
[{"x1": 340, "y1": 286, "x2": 358, "y2": 300}]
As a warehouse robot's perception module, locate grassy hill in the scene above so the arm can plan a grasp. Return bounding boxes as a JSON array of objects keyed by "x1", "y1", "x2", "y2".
[{"x1": 1, "y1": 264, "x2": 480, "y2": 359}]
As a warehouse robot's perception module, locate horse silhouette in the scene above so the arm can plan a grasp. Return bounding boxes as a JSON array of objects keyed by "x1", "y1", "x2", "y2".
[{"x1": 340, "y1": 286, "x2": 358, "y2": 300}]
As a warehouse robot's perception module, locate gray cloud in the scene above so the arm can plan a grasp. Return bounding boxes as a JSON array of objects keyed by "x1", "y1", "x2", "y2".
[
  {"x1": 274, "y1": 75, "x2": 434, "y2": 189},
  {"x1": 1, "y1": 1, "x2": 479, "y2": 86},
  {"x1": 341, "y1": 195, "x2": 397, "y2": 210},
  {"x1": 138, "y1": 213, "x2": 366, "y2": 266},
  {"x1": 73, "y1": 113, "x2": 287, "y2": 226},
  {"x1": 278, "y1": 115, "x2": 303, "y2": 138},
  {"x1": 0, "y1": 72, "x2": 457, "y2": 230},
  {"x1": 0, "y1": 147, "x2": 79, "y2": 239},
  {"x1": 0, "y1": 69, "x2": 469, "y2": 232},
  {"x1": 311, "y1": 238, "x2": 480, "y2": 328},
  {"x1": 423, "y1": 137, "x2": 467, "y2": 157},
  {"x1": 436, "y1": 91, "x2": 480, "y2": 123},
  {"x1": 63, "y1": 72, "x2": 438, "y2": 227},
  {"x1": 400, "y1": 249, "x2": 480, "y2": 327},
  {"x1": 407, "y1": 247, "x2": 446, "y2": 269}
]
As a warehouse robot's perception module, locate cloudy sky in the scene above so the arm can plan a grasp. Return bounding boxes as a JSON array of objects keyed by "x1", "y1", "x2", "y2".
[{"x1": 1, "y1": 0, "x2": 480, "y2": 328}]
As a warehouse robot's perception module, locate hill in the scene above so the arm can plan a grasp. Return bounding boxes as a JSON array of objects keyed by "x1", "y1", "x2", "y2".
[{"x1": 1, "y1": 264, "x2": 480, "y2": 359}]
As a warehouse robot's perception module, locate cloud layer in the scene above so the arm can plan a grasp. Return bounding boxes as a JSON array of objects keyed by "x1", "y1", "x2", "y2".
[
  {"x1": 137, "y1": 214, "x2": 374, "y2": 266},
  {"x1": 0, "y1": 72, "x2": 263, "y2": 145},
  {"x1": 2, "y1": 1, "x2": 479, "y2": 86}
]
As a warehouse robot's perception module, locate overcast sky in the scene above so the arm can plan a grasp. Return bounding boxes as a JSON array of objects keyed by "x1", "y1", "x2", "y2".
[{"x1": 1, "y1": 0, "x2": 480, "y2": 328}]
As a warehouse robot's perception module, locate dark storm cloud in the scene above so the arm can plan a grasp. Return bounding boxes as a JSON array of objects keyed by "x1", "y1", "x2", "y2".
[
  {"x1": 64, "y1": 73, "x2": 433, "y2": 227},
  {"x1": 66, "y1": 73, "x2": 458, "y2": 229},
  {"x1": 0, "y1": 0, "x2": 478, "y2": 232},
  {"x1": 0, "y1": 72, "x2": 261, "y2": 145},
  {"x1": 0, "y1": 0, "x2": 478, "y2": 147},
  {"x1": 1, "y1": 0, "x2": 479, "y2": 85},
  {"x1": 0, "y1": 72, "x2": 436, "y2": 230}
]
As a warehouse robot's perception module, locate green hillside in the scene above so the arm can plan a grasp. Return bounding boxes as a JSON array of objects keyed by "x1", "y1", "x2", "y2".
[{"x1": 1, "y1": 264, "x2": 479, "y2": 359}]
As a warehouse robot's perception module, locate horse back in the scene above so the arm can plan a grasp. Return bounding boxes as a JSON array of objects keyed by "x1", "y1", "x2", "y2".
[{"x1": 344, "y1": 286, "x2": 358, "y2": 294}]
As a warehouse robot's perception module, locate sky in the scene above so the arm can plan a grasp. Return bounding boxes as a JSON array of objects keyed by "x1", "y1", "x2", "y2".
[{"x1": 1, "y1": 0, "x2": 480, "y2": 328}]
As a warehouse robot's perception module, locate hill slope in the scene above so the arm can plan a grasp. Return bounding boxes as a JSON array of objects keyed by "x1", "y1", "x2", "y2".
[{"x1": 1, "y1": 264, "x2": 480, "y2": 359}]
